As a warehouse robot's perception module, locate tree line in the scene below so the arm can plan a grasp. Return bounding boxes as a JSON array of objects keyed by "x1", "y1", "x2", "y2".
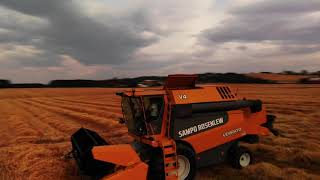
[{"x1": 1, "y1": 71, "x2": 319, "y2": 88}]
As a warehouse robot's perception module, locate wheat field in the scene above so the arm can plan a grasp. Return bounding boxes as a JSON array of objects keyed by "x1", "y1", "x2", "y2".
[{"x1": 0, "y1": 85, "x2": 319, "y2": 180}]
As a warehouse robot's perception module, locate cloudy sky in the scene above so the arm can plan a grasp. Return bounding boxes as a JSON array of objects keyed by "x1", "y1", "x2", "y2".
[{"x1": 0, "y1": 0, "x2": 319, "y2": 83}]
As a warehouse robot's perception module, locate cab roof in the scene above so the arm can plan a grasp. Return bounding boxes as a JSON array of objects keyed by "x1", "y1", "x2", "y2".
[
  {"x1": 119, "y1": 74, "x2": 198, "y2": 96},
  {"x1": 164, "y1": 74, "x2": 197, "y2": 89}
]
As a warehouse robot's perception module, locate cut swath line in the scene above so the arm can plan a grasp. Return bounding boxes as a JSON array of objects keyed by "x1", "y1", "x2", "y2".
[
  {"x1": 20, "y1": 99, "x2": 123, "y2": 132},
  {"x1": 11, "y1": 100, "x2": 67, "y2": 137},
  {"x1": 27, "y1": 98, "x2": 121, "y2": 116}
]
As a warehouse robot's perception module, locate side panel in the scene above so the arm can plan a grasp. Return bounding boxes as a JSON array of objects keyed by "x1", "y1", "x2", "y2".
[
  {"x1": 92, "y1": 144, "x2": 141, "y2": 166},
  {"x1": 185, "y1": 110, "x2": 244, "y2": 154},
  {"x1": 184, "y1": 109, "x2": 268, "y2": 154},
  {"x1": 169, "y1": 86, "x2": 236, "y2": 104},
  {"x1": 170, "y1": 102, "x2": 269, "y2": 154},
  {"x1": 196, "y1": 140, "x2": 238, "y2": 168},
  {"x1": 171, "y1": 109, "x2": 229, "y2": 140},
  {"x1": 102, "y1": 162, "x2": 148, "y2": 180}
]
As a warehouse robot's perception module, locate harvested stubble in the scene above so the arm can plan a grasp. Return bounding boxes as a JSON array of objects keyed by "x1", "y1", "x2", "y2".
[{"x1": 0, "y1": 85, "x2": 319, "y2": 179}]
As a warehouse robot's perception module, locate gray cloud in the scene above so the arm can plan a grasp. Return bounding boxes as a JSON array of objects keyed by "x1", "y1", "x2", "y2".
[
  {"x1": 0, "y1": 0, "x2": 157, "y2": 65},
  {"x1": 279, "y1": 44, "x2": 320, "y2": 55},
  {"x1": 0, "y1": 0, "x2": 319, "y2": 83},
  {"x1": 199, "y1": 1, "x2": 320, "y2": 45},
  {"x1": 237, "y1": 45, "x2": 248, "y2": 51},
  {"x1": 193, "y1": 0, "x2": 320, "y2": 76},
  {"x1": 232, "y1": 0, "x2": 320, "y2": 15}
]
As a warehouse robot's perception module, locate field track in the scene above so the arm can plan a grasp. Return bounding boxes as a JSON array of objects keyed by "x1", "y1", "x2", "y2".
[{"x1": 0, "y1": 85, "x2": 319, "y2": 180}]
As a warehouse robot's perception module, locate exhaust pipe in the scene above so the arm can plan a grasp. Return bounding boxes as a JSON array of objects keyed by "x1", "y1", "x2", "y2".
[{"x1": 262, "y1": 115, "x2": 279, "y2": 136}]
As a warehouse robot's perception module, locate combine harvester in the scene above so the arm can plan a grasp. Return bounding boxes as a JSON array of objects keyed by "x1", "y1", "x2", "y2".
[{"x1": 70, "y1": 74, "x2": 277, "y2": 180}]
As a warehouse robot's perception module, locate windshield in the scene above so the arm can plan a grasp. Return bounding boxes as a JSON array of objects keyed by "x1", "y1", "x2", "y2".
[
  {"x1": 122, "y1": 96, "x2": 147, "y2": 135},
  {"x1": 121, "y1": 95, "x2": 164, "y2": 136},
  {"x1": 143, "y1": 96, "x2": 164, "y2": 135}
]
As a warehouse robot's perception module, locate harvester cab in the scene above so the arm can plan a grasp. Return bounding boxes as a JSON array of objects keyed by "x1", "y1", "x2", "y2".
[
  {"x1": 120, "y1": 91, "x2": 164, "y2": 137},
  {"x1": 71, "y1": 74, "x2": 277, "y2": 180}
]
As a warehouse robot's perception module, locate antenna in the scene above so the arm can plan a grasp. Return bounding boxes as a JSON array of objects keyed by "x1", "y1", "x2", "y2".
[
  {"x1": 235, "y1": 88, "x2": 239, "y2": 97},
  {"x1": 131, "y1": 88, "x2": 135, "y2": 96}
]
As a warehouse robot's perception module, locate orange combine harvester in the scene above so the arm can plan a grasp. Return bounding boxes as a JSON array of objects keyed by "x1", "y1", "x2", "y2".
[{"x1": 71, "y1": 74, "x2": 277, "y2": 180}]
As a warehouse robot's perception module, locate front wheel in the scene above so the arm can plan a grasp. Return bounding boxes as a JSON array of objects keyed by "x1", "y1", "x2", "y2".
[
  {"x1": 177, "y1": 144, "x2": 196, "y2": 180},
  {"x1": 229, "y1": 146, "x2": 252, "y2": 169}
]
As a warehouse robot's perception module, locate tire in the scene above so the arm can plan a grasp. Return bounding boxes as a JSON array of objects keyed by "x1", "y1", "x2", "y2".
[
  {"x1": 177, "y1": 144, "x2": 196, "y2": 180},
  {"x1": 229, "y1": 146, "x2": 252, "y2": 169}
]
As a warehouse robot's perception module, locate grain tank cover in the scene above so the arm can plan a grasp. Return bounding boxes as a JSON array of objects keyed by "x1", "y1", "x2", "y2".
[{"x1": 164, "y1": 74, "x2": 197, "y2": 89}]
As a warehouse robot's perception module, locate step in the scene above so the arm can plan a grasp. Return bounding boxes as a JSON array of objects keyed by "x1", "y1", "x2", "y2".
[
  {"x1": 166, "y1": 175, "x2": 178, "y2": 180},
  {"x1": 165, "y1": 157, "x2": 176, "y2": 164},
  {"x1": 163, "y1": 147, "x2": 175, "y2": 155},
  {"x1": 163, "y1": 144, "x2": 173, "y2": 148},
  {"x1": 162, "y1": 138, "x2": 174, "y2": 147},
  {"x1": 165, "y1": 165, "x2": 177, "y2": 172}
]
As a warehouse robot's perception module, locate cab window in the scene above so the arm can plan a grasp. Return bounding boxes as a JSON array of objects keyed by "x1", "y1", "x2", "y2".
[
  {"x1": 143, "y1": 96, "x2": 164, "y2": 134},
  {"x1": 122, "y1": 96, "x2": 147, "y2": 135}
]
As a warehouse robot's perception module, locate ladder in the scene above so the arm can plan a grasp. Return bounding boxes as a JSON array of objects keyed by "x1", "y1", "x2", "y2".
[{"x1": 161, "y1": 138, "x2": 178, "y2": 180}]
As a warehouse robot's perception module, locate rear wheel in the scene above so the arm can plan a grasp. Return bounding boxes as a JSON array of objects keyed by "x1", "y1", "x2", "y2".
[
  {"x1": 177, "y1": 144, "x2": 196, "y2": 180},
  {"x1": 229, "y1": 146, "x2": 252, "y2": 169}
]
